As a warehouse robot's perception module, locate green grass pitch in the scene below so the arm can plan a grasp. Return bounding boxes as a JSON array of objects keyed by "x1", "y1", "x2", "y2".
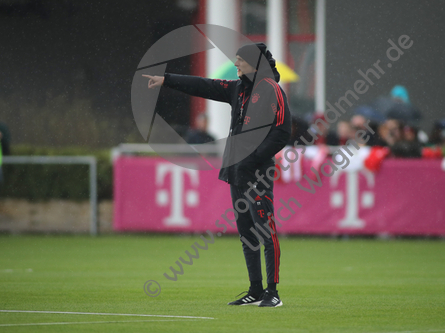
[{"x1": 0, "y1": 234, "x2": 444, "y2": 332}]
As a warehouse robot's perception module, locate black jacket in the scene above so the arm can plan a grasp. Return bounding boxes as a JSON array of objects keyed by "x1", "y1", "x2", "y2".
[{"x1": 163, "y1": 72, "x2": 291, "y2": 187}]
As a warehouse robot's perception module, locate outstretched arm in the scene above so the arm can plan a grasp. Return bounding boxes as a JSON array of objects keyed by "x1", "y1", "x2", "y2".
[{"x1": 143, "y1": 73, "x2": 236, "y2": 104}]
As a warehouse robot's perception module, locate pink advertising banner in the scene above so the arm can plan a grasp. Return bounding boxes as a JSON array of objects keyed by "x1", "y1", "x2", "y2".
[{"x1": 113, "y1": 157, "x2": 445, "y2": 236}]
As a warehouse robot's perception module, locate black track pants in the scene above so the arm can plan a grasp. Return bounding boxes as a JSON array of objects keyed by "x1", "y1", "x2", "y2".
[{"x1": 230, "y1": 184, "x2": 280, "y2": 284}]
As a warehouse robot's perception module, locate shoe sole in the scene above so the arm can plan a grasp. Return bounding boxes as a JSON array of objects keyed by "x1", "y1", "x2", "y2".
[
  {"x1": 242, "y1": 301, "x2": 262, "y2": 306},
  {"x1": 258, "y1": 300, "x2": 283, "y2": 307},
  {"x1": 227, "y1": 301, "x2": 262, "y2": 306}
]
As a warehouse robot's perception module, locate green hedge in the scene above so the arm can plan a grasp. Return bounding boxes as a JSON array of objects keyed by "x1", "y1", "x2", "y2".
[{"x1": 0, "y1": 146, "x2": 112, "y2": 201}]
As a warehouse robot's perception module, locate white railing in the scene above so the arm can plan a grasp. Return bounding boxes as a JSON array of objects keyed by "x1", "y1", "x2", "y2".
[{"x1": 110, "y1": 143, "x2": 222, "y2": 161}]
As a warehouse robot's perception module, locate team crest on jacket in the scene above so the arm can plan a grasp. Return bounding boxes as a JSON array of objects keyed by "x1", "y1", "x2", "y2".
[{"x1": 252, "y1": 93, "x2": 260, "y2": 103}]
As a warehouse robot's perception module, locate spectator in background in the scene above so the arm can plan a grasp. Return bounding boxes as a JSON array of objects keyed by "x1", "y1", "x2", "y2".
[
  {"x1": 367, "y1": 85, "x2": 425, "y2": 158},
  {"x1": 320, "y1": 119, "x2": 354, "y2": 146},
  {"x1": 421, "y1": 119, "x2": 445, "y2": 159},
  {"x1": 351, "y1": 105, "x2": 386, "y2": 146},
  {"x1": 380, "y1": 118, "x2": 422, "y2": 158},
  {"x1": 403, "y1": 125, "x2": 418, "y2": 143},
  {"x1": 372, "y1": 85, "x2": 421, "y2": 124},
  {"x1": 301, "y1": 113, "x2": 339, "y2": 146},
  {"x1": 185, "y1": 113, "x2": 215, "y2": 144},
  {"x1": 380, "y1": 119, "x2": 404, "y2": 147},
  {"x1": 306, "y1": 114, "x2": 329, "y2": 145},
  {"x1": 365, "y1": 117, "x2": 422, "y2": 172},
  {"x1": 429, "y1": 119, "x2": 445, "y2": 146},
  {"x1": 386, "y1": 85, "x2": 421, "y2": 121},
  {"x1": 387, "y1": 85, "x2": 428, "y2": 145},
  {"x1": 277, "y1": 116, "x2": 309, "y2": 183},
  {"x1": 335, "y1": 120, "x2": 355, "y2": 145},
  {"x1": 303, "y1": 114, "x2": 332, "y2": 177}
]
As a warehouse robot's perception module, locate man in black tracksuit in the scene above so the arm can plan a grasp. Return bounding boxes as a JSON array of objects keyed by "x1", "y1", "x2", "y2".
[{"x1": 145, "y1": 43, "x2": 291, "y2": 307}]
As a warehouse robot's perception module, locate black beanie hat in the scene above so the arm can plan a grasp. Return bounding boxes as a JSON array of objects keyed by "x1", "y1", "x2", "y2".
[
  {"x1": 236, "y1": 43, "x2": 268, "y2": 69},
  {"x1": 236, "y1": 43, "x2": 280, "y2": 82}
]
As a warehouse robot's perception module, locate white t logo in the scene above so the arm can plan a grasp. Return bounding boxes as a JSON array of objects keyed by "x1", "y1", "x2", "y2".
[
  {"x1": 155, "y1": 163, "x2": 199, "y2": 226},
  {"x1": 330, "y1": 169, "x2": 375, "y2": 229}
]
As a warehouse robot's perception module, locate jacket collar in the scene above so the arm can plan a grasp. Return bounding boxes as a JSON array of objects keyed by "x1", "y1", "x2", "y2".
[{"x1": 240, "y1": 74, "x2": 254, "y2": 90}]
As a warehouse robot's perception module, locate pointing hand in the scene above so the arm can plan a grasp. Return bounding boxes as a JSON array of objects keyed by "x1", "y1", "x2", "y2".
[{"x1": 142, "y1": 75, "x2": 164, "y2": 89}]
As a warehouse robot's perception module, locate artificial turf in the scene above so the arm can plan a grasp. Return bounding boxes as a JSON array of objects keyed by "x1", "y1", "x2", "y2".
[{"x1": 0, "y1": 234, "x2": 444, "y2": 332}]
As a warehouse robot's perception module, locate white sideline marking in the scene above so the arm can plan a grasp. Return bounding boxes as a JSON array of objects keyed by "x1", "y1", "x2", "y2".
[
  {"x1": 369, "y1": 330, "x2": 445, "y2": 333},
  {"x1": 0, "y1": 310, "x2": 214, "y2": 320},
  {"x1": 0, "y1": 319, "x2": 191, "y2": 327},
  {"x1": 1, "y1": 269, "x2": 33, "y2": 273}
]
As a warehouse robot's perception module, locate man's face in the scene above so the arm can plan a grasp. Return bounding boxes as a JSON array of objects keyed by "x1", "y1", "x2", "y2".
[
  {"x1": 385, "y1": 119, "x2": 403, "y2": 142},
  {"x1": 351, "y1": 115, "x2": 366, "y2": 129},
  {"x1": 235, "y1": 55, "x2": 256, "y2": 77}
]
